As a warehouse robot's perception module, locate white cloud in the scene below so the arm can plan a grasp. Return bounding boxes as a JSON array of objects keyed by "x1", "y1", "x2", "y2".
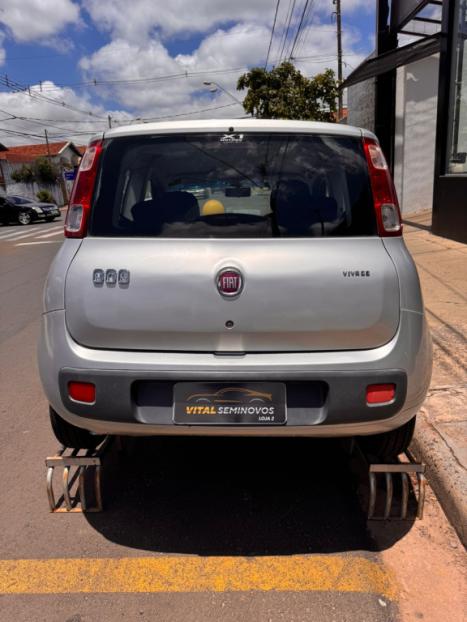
[
  {"x1": 78, "y1": 21, "x2": 369, "y2": 120},
  {"x1": 0, "y1": 1, "x2": 374, "y2": 145},
  {"x1": 83, "y1": 0, "x2": 373, "y2": 41},
  {"x1": 0, "y1": 0, "x2": 80, "y2": 42},
  {"x1": 83, "y1": 0, "x2": 274, "y2": 41},
  {"x1": 0, "y1": 81, "x2": 131, "y2": 146},
  {"x1": 78, "y1": 24, "x2": 273, "y2": 118}
]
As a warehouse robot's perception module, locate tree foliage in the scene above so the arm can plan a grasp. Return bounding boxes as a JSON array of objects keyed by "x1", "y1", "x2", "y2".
[
  {"x1": 34, "y1": 158, "x2": 60, "y2": 184},
  {"x1": 36, "y1": 189, "x2": 56, "y2": 203},
  {"x1": 10, "y1": 158, "x2": 59, "y2": 185},
  {"x1": 237, "y1": 62, "x2": 338, "y2": 122},
  {"x1": 11, "y1": 164, "x2": 35, "y2": 184}
]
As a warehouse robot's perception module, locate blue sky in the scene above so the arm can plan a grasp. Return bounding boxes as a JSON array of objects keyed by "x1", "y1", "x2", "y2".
[{"x1": 0, "y1": 0, "x2": 376, "y2": 145}]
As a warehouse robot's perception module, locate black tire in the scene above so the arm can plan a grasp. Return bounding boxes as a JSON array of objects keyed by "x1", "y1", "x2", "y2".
[
  {"x1": 18, "y1": 210, "x2": 32, "y2": 225},
  {"x1": 45, "y1": 217, "x2": 55, "y2": 222},
  {"x1": 49, "y1": 407, "x2": 104, "y2": 449},
  {"x1": 359, "y1": 416, "x2": 416, "y2": 461}
]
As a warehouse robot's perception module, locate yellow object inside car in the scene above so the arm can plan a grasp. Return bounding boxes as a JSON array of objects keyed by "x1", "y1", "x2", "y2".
[{"x1": 201, "y1": 199, "x2": 225, "y2": 216}]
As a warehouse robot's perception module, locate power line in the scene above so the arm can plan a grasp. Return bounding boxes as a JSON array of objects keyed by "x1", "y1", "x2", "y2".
[
  {"x1": 121, "y1": 102, "x2": 240, "y2": 123},
  {"x1": 0, "y1": 51, "x2": 347, "y2": 99},
  {"x1": 265, "y1": 0, "x2": 282, "y2": 69},
  {"x1": 0, "y1": 102, "x2": 242, "y2": 144},
  {"x1": 278, "y1": 0, "x2": 297, "y2": 63},
  {"x1": 29, "y1": 66, "x2": 248, "y2": 92},
  {"x1": 290, "y1": 0, "x2": 318, "y2": 59},
  {"x1": 288, "y1": 0, "x2": 311, "y2": 60},
  {"x1": 0, "y1": 126, "x2": 48, "y2": 139},
  {"x1": 0, "y1": 75, "x2": 107, "y2": 120},
  {"x1": 0, "y1": 107, "x2": 103, "y2": 136},
  {"x1": 293, "y1": 0, "x2": 319, "y2": 59}
]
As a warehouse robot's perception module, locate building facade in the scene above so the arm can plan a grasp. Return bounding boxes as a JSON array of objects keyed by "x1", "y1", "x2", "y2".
[
  {"x1": 345, "y1": 0, "x2": 467, "y2": 243},
  {"x1": 0, "y1": 141, "x2": 83, "y2": 205}
]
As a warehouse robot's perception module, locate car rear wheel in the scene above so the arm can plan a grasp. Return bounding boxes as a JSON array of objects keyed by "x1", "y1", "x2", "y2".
[
  {"x1": 49, "y1": 407, "x2": 105, "y2": 449},
  {"x1": 359, "y1": 416, "x2": 416, "y2": 461},
  {"x1": 18, "y1": 211, "x2": 32, "y2": 225}
]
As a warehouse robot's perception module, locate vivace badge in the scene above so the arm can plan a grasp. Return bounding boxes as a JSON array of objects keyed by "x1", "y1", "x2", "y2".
[{"x1": 173, "y1": 382, "x2": 286, "y2": 425}]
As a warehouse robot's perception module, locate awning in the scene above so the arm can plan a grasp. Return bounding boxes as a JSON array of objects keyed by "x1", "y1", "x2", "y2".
[{"x1": 341, "y1": 33, "x2": 441, "y2": 89}]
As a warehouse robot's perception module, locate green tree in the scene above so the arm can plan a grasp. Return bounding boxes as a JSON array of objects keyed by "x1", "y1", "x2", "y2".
[
  {"x1": 237, "y1": 62, "x2": 338, "y2": 122},
  {"x1": 33, "y1": 157, "x2": 60, "y2": 184},
  {"x1": 11, "y1": 164, "x2": 35, "y2": 184},
  {"x1": 36, "y1": 189, "x2": 56, "y2": 203}
]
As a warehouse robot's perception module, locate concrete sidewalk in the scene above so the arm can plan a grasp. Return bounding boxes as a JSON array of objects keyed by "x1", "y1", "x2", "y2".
[{"x1": 403, "y1": 211, "x2": 467, "y2": 546}]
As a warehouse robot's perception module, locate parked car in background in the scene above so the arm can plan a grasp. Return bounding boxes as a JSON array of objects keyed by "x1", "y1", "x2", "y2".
[{"x1": 0, "y1": 195, "x2": 61, "y2": 225}]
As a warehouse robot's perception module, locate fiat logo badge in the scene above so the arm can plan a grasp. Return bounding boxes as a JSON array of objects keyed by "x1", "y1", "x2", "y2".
[{"x1": 216, "y1": 268, "x2": 243, "y2": 298}]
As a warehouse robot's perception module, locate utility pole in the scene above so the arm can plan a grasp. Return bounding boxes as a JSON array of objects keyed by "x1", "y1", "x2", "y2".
[
  {"x1": 107, "y1": 115, "x2": 112, "y2": 129},
  {"x1": 334, "y1": 0, "x2": 343, "y2": 120},
  {"x1": 44, "y1": 129, "x2": 51, "y2": 157}
]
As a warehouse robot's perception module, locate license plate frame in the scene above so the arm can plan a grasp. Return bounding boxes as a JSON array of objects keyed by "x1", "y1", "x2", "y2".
[{"x1": 173, "y1": 382, "x2": 287, "y2": 425}]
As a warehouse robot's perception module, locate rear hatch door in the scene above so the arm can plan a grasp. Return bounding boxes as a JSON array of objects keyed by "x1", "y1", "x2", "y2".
[{"x1": 65, "y1": 237, "x2": 399, "y2": 352}]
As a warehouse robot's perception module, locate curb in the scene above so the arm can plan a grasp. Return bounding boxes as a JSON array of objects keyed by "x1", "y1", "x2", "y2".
[{"x1": 410, "y1": 412, "x2": 467, "y2": 548}]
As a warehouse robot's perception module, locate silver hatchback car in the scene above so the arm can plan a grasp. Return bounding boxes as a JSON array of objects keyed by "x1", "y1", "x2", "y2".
[{"x1": 38, "y1": 119, "x2": 432, "y2": 458}]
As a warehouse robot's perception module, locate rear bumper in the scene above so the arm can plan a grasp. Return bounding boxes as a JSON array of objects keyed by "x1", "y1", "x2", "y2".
[{"x1": 38, "y1": 309, "x2": 432, "y2": 437}]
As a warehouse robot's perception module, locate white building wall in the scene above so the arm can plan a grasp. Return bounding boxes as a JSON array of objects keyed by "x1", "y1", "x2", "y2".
[
  {"x1": 393, "y1": 54, "x2": 439, "y2": 216},
  {"x1": 347, "y1": 77, "x2": 376, "y2": 132},
  {"x1": 3, "y1": 160, "x2": 65, "y2": 205}
]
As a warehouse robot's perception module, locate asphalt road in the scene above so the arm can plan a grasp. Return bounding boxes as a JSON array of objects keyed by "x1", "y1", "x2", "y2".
[{"x1": 0, "y1": 217, "x2": 465, "y2": 622}]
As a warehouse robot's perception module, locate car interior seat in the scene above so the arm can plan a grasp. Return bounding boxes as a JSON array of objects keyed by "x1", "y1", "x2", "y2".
[{"x1": 273, "y1": 180, "x2": 315, "y2": 236}]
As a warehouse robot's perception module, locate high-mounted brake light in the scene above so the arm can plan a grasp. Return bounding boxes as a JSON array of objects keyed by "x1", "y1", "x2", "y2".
[
  {"x1": 65, "y1": 139, "x2": 103, "y2": 238},
  {"x1": 363, "y1": 137, "x2": 402, "y2": 237}
]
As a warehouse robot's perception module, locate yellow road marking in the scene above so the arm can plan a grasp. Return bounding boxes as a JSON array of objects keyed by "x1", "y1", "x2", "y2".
[{"x1": 0, "y1": 556, "x2": 396, "y2": 598}]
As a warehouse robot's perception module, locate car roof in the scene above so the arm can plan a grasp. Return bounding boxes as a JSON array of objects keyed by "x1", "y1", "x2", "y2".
[{"x1": 95, "y1": 118, "x2": 376, "y2": 143}]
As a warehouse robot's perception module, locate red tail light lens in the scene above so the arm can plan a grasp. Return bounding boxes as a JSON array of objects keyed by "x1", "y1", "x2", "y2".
[
  {"x1": 366, "y1": 384, "x2": 396, "y2": 405},
  {"x1": 65, "y1": 140, "x2": 103, "y2": 238},
  {"x1": 363, "y1": 137, "x2": 402, "y2": 237},
  {"x1": 68, "y1": 381, "x2": 96, "y2": 403}
]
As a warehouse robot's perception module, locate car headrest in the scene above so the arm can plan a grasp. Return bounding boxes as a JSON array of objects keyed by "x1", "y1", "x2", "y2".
[
  {"x1": 131, "y1": 199, "x2": 163, "y2": 233},
  {"x1": 274, "y1": 180, "x2": 314, "y2": 234},
  {"x1": 312, "y1": 196, "x2": 338, "y2": 222},
  {"x1": 160, "y1": 191, "x2": 199, "y2": 222}
]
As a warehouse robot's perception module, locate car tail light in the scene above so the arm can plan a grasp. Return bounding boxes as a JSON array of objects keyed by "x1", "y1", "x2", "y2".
[
  {"x1": 65, "y1": 139, "x2": 103, "y2": 238},
  {"x1": 363, "y1": 137, "x2": 402, "y2": 237},
  {"x1": 68, "y1": 381, "x2": 96, "y2": 403},
  {"x1": 366, "y1": 384, "x2": 396, "y2": 405}
]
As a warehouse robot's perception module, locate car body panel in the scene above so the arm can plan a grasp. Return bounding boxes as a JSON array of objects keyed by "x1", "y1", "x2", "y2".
[
  {"x1": 38, "y1": 120, "x2": 432, "y2": 438},
  {"x1": 64, "y1": 237, "x2": 400, "y2": 352},
  {"x1": 38, "y1": 306, "x2": 431, "y2": 437}
]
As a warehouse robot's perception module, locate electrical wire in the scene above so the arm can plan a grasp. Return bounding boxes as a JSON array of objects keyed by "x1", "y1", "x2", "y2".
[
  {"x1": 278, "y1": 0, "x2": 297, "y2": 63},
  {"x1": 0, "y1": 102, "x2": 243, "y2": 144},
  {"x1": 0, "y1": 75, "x2": 107, "y2": 119},
  {"x1": 293, "y1": 0, "x2": 319, "y2": 59},
  {"x1": 265, "y1": 0, "x2": 282, "y2": 69},
  {"x1": 288, "y1": 0, "x2": 311, "y2": 60}
]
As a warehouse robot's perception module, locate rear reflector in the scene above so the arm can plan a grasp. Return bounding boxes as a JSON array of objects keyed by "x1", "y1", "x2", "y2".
[
  {"x1": 68, "y1": 381, "x2": 96, "y2": 403},
  {"x1": 366, "y1": 384, "x2": 396, "y2": 405},
  {"x1": 363, "y1": 137, "x2": 402, "y2": 237},
  {"x1": 65, "y1": 139, "x2": 103, "y2": 238}
]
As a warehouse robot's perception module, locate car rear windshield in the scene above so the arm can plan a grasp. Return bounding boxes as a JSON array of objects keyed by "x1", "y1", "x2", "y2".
[{"x1": 90, "y1": 132, "x2": 376, "y2": 238}]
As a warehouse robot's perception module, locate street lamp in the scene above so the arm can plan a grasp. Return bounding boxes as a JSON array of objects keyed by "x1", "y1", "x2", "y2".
[{"x1": 202, "y1": 81, "x2": 244, "y2": 106}]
